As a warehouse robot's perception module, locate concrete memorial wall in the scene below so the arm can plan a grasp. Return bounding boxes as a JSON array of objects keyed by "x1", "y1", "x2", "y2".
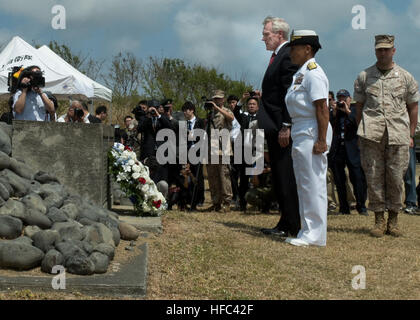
[{"x1": 11, "y1": 120, "x2": 114, "y2": 208}]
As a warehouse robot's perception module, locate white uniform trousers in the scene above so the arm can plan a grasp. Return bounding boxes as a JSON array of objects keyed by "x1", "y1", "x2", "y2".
[{"x1": 291, "y1": 124, "x2": 332, "y2": 246}]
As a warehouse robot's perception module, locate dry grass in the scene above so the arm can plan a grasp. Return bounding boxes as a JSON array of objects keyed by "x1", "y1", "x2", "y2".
[
  {"x1": 1, "y1": 209, "x2": 419, "y2": 300},
  {"x1": 147, "y1": 209, "x2": 420, "y2": 300}
]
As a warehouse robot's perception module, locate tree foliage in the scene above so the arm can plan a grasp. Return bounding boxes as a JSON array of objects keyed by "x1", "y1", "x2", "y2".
[
  {"x1": 103, "y1": 52, "x2": 142, "y2": 99},
  {"x1": 139, "y1": 57, "x2": 252, "y2": 116}
]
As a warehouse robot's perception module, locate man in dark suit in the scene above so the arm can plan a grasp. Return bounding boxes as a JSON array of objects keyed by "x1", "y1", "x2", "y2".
[
  {"x1": 182, "y1": 101, "x2": 206, "y2": 210},
  {"x1": 258, "y1": 16, "x2": 300, "y2": 237},
  {"x1": 81, "y1": 101, "x2": 101, "y2": 123},
  {"x1": 137, "y1": 100, "x2": 173, "y2": 183},
  {"x1": 329, "y1": 89, "x2": 367, "y2": 215},
  {"x1": 233, "y1": 95, "x2": 259, "y2": 211}
]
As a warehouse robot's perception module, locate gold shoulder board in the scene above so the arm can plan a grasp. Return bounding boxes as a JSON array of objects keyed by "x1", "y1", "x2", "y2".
[{"x1": 307, "y1": 62, "x2": 317, "y2": 70}]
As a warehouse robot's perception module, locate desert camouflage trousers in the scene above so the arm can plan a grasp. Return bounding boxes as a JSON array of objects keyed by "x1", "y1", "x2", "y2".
[
  {"x1": 206, "y1": 159, "x2": 232, "y2": 207},
  {"x1": 359, "y1": 132, "x2": 410, "y2": 213}
]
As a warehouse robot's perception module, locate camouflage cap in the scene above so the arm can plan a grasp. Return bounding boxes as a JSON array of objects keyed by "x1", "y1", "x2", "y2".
[
  {"x1": 375, "y1": 35, "x2": 394, "y2": 49},
  {"x1": 211, "y1": 89, "x2": 225, "y2": 99}
]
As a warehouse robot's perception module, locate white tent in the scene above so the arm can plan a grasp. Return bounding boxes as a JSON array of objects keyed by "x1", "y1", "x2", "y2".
[
  {"x1": 37, "y1": 45, "x2": 112, "y2": 102},
  {"x1": 0, "y1": 36, "x2": 112, "y2": 102}
]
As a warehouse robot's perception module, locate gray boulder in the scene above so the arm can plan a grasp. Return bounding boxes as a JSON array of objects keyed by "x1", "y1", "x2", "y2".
[
  {"x1": 65, "y1": 254, "x2": 95, "y2": 275},
  {"x1": 28, "y1": 180, "x2": 42, "y2": 195},
  {"x1": 0, "y1": 241, "x2": 44, "y2": 270},
  {"x1": 11, "y1": 236, "x2": 33, "y2": 246},
  {"x1": 46, "y1": 207, "x2": 69, "y2": 223},
  {"x1": 0, "y1": 215, "x2": 23, "y2": 239},
  {"x1": 55, "y1": 240, "x2": 84, "y2": 256},
  {"x1": 78, "y1": 206, "x2": 100, "y2": 222},
  {"x1": 89, "y1": 252, "x2": 109, "y2": 274},
  {"x1": 32, "y1": 230, "x2": 60, "y2": 253},
  {"x1": 52, "y1": 222, "x2": 83, "y2": 242},
  {"x1": 82, "y1": 225, "x2": 102, "y2": 245},
  {"x1": 0, "y1": 182, "x2": 10, "y2": 201},
  {"x1": 34, "y1": 171, "x2": 59, "y2": 184},
  {"x1": 0, "y1": 177, "x2": 13, "y2": 195},
  {"x1": 98, "y1": 216, "x2": 119, "y2": 230},
  {"x1": 93, "y1": 243, "x2": 115, "y2": 260},
  {"x1": 60, "y1": 203, "x2": 79, "y2": 220},
  {"x1": 111, "y1": 227, "x2": 121, "y2": 247},
  {"x1": 24, "y1": 225, "x2": 42, "y2": 238},
  {"x1": 0, "y1": 169, "x2": 30, "y2": 197},
  {"x1": 118, "y1": 222, "x2": 140, "y2": 241},
  {"x1": 9, "y1": 157, "x2": 36, "y2": 181},
  {"x1": 94, "y1": 223, "x2": 116, "y2": 247},
  {"x1": 22, "y1": 209, "x2": 52, "y2": 230},
  {"x1": 41, "y1": 249, "x2": 64, "y2": 274},
  {"x1": 43, "y1": 193, "x2": 65, "y2": 210},
  {"x1": 0, "y1": 199, "x2": 26, "y2": 219},
  {"x1": 0, "y1": 150, "x2": 11, "y2": 170},
  {"x1": 0, "y1": 126, "x2": 11, "y2": 155},
  {"x1": 40, "y1": 183, "x2": 67, "y2": 199},
  {"x1": 78, "y1": 218, "x2": 96, "y2": 226},
  {"x1": 21, "y1": 193, "x2": 47, "y2": 214}
]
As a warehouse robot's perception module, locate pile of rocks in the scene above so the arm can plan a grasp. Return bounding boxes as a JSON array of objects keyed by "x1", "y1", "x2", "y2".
[{"x1": 0, "y1": 123, "x2": 140, "y2": 275}]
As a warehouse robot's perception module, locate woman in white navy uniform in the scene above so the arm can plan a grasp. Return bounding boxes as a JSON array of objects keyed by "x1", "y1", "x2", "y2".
[{"x1": 283, "y1": 30, "x2": 332, "y2": 246}]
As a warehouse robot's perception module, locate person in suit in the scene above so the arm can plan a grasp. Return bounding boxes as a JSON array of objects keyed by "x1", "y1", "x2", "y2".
[
  {"x1": 233, "y1": 95, "x2": 259, "y2": 211},
  {"x1": 329, "y1": 89, "x2": 368, "y2": 216},
  {"x1": 137, "y1": 100, "x2": 174, "y2": 183},
  {"x1": 80, "y1": 101, "x2": 101, "y2": 123},
  {"x1": 258, "y1": 16, "x2": 300, "y2": 237},
  {"x1": 182, "y1": 101, "x2": 206, "y2": 210}
]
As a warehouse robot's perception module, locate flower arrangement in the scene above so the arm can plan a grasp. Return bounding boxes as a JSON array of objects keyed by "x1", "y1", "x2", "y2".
[{"x1": 108, "y1": 143, "x2": 166, "y2": 216}]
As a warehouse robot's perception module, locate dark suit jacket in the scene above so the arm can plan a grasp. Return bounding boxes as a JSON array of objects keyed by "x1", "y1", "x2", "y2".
[
  {"x1": 88, "y1": 114, "x2": 101, "y2": 123},
  {"x1": 138, "y1": 114, "x2": 173, "y2": 160},
  {"x1": 257, "y1": 45, "x2": 298, "y2": 137},
  {"x1": 329, "y1": 105, "x2": 361, "y2": 167}
]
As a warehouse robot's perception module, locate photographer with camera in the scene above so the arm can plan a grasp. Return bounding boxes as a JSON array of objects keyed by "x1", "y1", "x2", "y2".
[
  {"x1": 233, "y1": 95, "x2": 260, "y2": 211},
  {"x1": 12, "y1": 65, "x2": 54, "y2": 121},
  {"x1": 329, "y1": 89, "x2": 367, "y2": 216},
  {"x1": 204, "y1": 89, "x2": 234, "y2": 213},
  {"x1": 57, "y1": 100, "x2": 89, "y2": 123},
  {"x1": 137, "y1": 99, "x2": 173, "y2": 164}
]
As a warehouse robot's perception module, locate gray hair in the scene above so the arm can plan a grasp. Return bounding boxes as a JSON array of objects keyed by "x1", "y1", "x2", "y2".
[
  {"x1": 263, "y1": 16, "x2": 290, "y2": 40},
  {"x1": 70, "y1": 100, "x2": 82, "y2": 108}
]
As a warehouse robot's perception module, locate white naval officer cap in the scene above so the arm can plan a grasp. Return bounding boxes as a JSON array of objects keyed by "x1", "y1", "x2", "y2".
[{"x1": 287, "y1": 30, "x2": 322, "y2": 49}]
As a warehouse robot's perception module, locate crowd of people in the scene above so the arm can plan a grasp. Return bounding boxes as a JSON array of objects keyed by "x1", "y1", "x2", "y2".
[{"x1": 3, "y1": 16, "x2": 420, "y2": 247}]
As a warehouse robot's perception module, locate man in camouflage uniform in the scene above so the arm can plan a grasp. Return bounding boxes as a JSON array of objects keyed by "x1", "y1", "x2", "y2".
[
  {"x1": 354, "y1": 35, "x2": 419, "y2": 237},
  {"x1": 205, "y1": 90, "x2": 234, "y2": 212}
]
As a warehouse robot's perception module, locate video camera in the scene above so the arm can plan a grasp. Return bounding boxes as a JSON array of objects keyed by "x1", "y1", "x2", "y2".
[{"x1": 7, "y1": 66, "x2": 45, "y2": 92}]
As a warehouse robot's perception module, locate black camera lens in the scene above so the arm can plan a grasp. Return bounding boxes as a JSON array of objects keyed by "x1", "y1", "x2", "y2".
[{"x1": 74, "y1": 108, "x2": 84, "y2": 118}]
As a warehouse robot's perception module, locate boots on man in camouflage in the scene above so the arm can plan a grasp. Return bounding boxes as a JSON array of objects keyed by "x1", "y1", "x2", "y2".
[
  {"x1": 386, "y1": 211, "x2": 402, "y2": 237},
  {"x1": 370, "y1": 211, "x2": 386, "y2": 238}
]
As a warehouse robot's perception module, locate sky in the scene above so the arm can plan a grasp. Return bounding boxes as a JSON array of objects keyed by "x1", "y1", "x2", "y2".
[{"x1": 0, "y1": 0, "x2": 419, "y2": 96}]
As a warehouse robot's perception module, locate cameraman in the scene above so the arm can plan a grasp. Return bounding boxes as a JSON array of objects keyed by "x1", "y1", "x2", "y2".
[
  {"x1": 329, "y1": 89, "x2": 367, "y2": 215},
  {"x1": 205, "y1": 89, "x2": 234, "y2": 213},
  {"x1": 13, "y1": 65, "x2": 54, "y2": 121}
]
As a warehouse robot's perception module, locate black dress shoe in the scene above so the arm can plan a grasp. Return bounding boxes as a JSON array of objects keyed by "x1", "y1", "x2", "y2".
[{"x1": 261, "y1": 227, "x2": 288, "y2": 237}]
